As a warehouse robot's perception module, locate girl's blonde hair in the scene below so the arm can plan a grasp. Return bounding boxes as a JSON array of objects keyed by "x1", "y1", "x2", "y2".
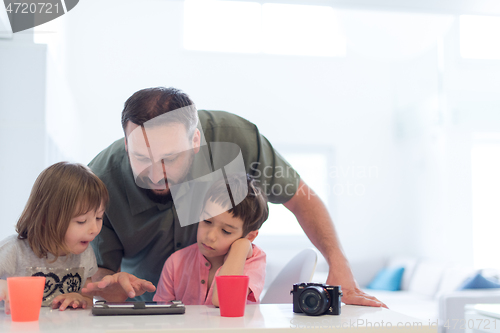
[{"x1": 16, "y1": 162, "x2": 109, "y2": 259}]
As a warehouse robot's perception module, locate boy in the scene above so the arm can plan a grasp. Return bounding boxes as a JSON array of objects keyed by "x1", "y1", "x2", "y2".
[{"x1": 153, "y1": 174, "x2": 268, "y2": 306}]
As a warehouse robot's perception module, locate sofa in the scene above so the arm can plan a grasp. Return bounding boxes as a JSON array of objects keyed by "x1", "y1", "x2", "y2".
[{"x1": 312, "y1": 255, "x2": 500, "y2": 333}]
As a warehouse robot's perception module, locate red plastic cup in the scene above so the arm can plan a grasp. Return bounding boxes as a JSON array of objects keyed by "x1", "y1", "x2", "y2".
[
  {"x1": 7, "y1": 276, "x2": 46, "y2": 322},
  {"x1": 216, "y1": 275, "x2": 249, "y2": 317}
]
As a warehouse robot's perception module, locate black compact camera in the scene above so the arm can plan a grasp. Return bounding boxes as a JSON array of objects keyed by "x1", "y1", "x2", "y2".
[{"x1": 291, "y1": 283, "x2": 342, "y2": 316}]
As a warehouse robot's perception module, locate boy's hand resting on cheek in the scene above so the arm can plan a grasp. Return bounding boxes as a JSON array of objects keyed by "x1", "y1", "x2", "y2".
[
  {"x1": 0, "y1": 280, "x2": 10, "y2": 314},
  {"x1": 213, "y1": 238, "x2": 254, "y2": 307},
  {"x1": 52, "y1": 293, "x2": 91, "y2": 311},
  {"x1": 223, "y1": 238, "x2": 253, "y2": 263}
]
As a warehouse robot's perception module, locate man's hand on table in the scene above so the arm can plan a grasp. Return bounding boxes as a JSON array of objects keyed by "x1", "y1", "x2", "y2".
[
  {"x1": 82, "y1": 272, "x2": 156, "y2": 302},
  {"x1": 341, "y1": 286, "x2": 388, "y2": 308},
  {"x1": 326, "y1": 272, "x2": 388, "y2": 308}
]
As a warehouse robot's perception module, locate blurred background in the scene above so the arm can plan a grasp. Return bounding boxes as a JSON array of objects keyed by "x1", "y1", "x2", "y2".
[{"x1": 1, "y1": 0, "x2": 500, "y2": 283}]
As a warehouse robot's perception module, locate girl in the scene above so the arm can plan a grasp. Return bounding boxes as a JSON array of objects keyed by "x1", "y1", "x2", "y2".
[{"x1": 0, "y1": 162, "x2": 108, "y2": 314}]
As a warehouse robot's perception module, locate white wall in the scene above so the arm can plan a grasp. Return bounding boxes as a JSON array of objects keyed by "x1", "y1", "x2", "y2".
[
  {"x1": 2, "y1": 0, "x2": 500, "y2": 278},
  {"x1": 0, "y1": 33, "x2": 47, "y2": 238}
]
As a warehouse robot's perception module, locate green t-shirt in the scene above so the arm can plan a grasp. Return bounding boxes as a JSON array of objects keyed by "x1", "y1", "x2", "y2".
[{"x1": 89, "y1": 110, "x2": 299, "y2": 301}]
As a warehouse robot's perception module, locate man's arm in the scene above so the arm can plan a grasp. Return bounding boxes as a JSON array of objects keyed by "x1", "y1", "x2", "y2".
[
  {"x1": 283, "y1": 179, "x2": 387, "y2": 308},
  {"x1": 92, "y1": 267, "x2": 116, "y2": 283},
  {"x1": 82, "y1": 267, "x2": 156, "y2": 302}
]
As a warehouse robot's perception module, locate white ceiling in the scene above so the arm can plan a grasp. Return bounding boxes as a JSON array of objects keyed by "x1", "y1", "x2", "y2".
[{"x1": 231, "y1": 0, "x2": 500, "y2": 15}]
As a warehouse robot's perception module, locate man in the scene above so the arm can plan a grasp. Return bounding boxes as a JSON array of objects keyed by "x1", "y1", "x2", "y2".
[{"x1": 84, "y1": 87, "x2": 385, "y2": 307}]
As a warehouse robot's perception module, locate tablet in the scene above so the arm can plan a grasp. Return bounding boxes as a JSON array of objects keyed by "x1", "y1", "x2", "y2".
[{"x1": 92, "y1": 300, "x2": 185, "y2": 316}]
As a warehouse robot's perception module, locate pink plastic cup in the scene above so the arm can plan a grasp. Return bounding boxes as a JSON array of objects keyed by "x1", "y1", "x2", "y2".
[
  {"x1": 7, "y1": 276, "x2": 46, "y2": 322},
  {"x1": 216, "y1": 275, "x2": 249, "y2": 317}
]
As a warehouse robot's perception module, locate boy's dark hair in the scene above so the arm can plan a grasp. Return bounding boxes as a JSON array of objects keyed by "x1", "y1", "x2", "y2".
[
  {"x1": 121, "y1": 87, "x2": 198, "y2": 138},
  {"x1": 204, "y1": 174, "x2": 269, "y2": 236}
]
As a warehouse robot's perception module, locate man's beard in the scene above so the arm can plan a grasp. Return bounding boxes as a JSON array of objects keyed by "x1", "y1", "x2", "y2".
[
  {"x1": 144, "y1": 188, "x2": 172, "y2": 204},
  {"x1": 129, "y1": 150, "x2": 195, "y2": 204}
]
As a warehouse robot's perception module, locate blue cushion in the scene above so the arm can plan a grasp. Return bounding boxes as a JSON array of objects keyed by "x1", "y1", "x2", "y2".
[
  {"x1": 366, "y1": 267, "x2": 405, "y2": 291},
  {"x1": 458, "y1": 273, "x2": 500, "y2": 290}
]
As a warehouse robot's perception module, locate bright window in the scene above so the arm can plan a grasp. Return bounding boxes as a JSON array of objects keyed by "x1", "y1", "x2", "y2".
[
  {"x1": 183, "y1": 0, "x2": 346, "y2": 57},
  {"x1": 460, "y1": 15, "x2": 500, "y2": 60},
  {"x1": 183, "y1": 0, "x2": 261, "y2": 53},
  {"x1": 259, "y1": 151, "x2": 330, "y2": 235},
  {"x1": 261, "y1": 3, "x2": 345, "y2": 57}
]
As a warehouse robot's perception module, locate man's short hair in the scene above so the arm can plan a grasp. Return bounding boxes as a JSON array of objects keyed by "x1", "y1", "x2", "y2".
[
  {"x1": 204, "y1": 174, "x2": 269, "y2": 236},
  {"x1": 121, "y1": 87, "x2": 199, "y2": 138}
]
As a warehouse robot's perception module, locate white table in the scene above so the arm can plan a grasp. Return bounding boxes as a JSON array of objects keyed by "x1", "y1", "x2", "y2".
[
  {"x1": 1, "y1": 304, "x2": 437, "y2": 333},
  {"x1": 465, "y1": 304, "x2": 500, "y2": 333}
]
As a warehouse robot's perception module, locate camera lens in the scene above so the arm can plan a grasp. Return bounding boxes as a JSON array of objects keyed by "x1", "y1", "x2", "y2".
[{"x1": 298, "y1": 286, "x2": 331, "y2": 316}]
